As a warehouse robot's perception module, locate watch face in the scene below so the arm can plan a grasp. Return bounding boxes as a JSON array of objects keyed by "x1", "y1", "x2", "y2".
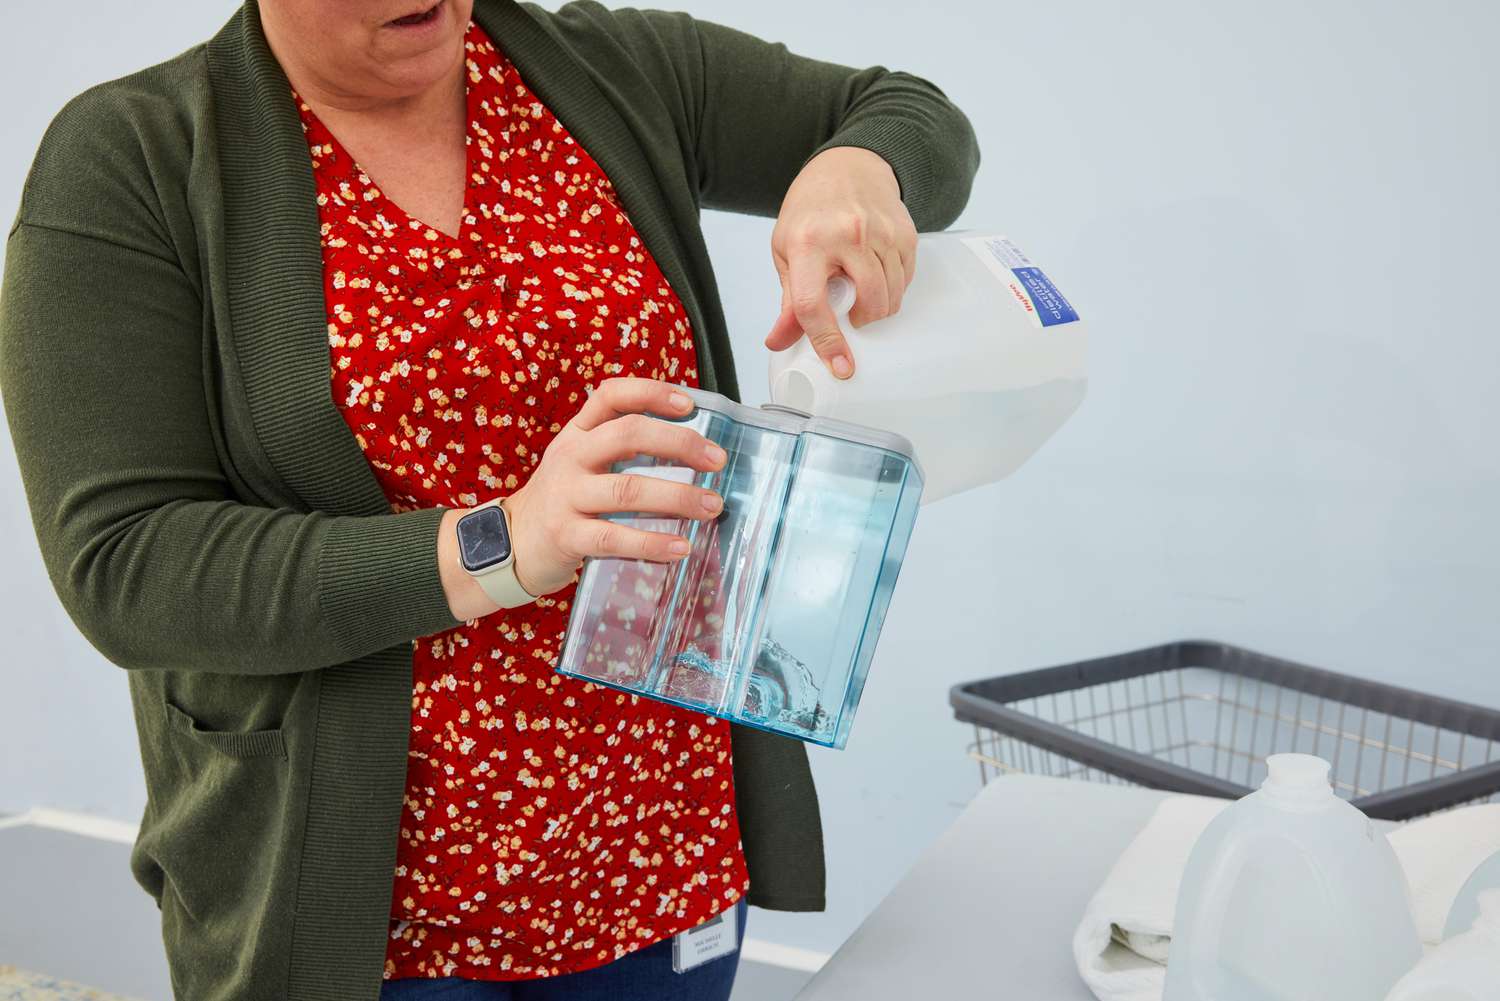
[{"x1": 457, "y1": 505, "x2": 512, "y2": 572}]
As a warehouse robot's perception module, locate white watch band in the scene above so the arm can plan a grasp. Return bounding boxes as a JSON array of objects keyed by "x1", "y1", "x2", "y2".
[
  {"x1": 474, "y1": 561, "x2": 537, "y2": 609},
  {"x1": 461, "y1": 498, "x2": 537, "y2": 609}
]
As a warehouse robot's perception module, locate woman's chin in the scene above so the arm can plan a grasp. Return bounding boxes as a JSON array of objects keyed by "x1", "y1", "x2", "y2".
[
  {"x1": 371, "y1": 3, "x2": 465, "y2": 91},
  {"x1": 378, "y1": 0, "x2": 460, "y2": 57}
]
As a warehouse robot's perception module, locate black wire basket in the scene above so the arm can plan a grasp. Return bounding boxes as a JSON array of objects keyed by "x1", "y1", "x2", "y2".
[{"x1": 950, "y1": 640, "x2": 1500, "y2": 821}]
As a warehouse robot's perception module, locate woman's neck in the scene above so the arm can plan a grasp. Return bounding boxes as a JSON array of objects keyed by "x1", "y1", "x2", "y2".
[
  {"x1": 290, "y1": 67, "x2": 466, "y2": 177},
  {"x1": 261, "y1": 9, "x2": 468, "y2": 146},
  {"x1": 263, "y1": 10, "x2": 471, "y2": 237}
]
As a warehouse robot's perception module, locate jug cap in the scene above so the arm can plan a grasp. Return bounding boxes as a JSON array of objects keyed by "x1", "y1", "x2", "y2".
[
  {"x1": 1260, "y1": 753, "x2": 1336, "y2": 809},
  {"x1": 826, "y1": 274, "x2": 858, "y2": 316}
]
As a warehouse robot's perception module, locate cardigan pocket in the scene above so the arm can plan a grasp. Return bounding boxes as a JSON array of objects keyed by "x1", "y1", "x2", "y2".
[
  {"x1": 164, "y1": 699, "x2": 287, "y2": 760},
  {"x1": 147, "y1": 693, "x2": 297, "y2": 997}
]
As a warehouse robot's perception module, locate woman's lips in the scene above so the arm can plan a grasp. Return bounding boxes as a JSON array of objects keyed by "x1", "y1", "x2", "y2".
[{"x1": 388, "y1": 2, "x2": 442, "y2": 27}]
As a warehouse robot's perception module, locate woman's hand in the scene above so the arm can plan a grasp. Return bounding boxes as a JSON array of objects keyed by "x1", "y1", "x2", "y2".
[
  {"x1": 765, "y1": 146, "x2": 919, "y2": 379},
  {"x1": 439, "y1": 378, "x2": 727, "y2": 619}
]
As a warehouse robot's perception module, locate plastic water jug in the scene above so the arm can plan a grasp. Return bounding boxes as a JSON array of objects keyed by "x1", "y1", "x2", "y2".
[
  {"x1": 1386, "y1": 889, "x2": 1500, "y2": 1001},
  {"x1": 1443, "y1": 848, "x2": 1500, "y2": 942},
  {"x1": 556, "y1": 386, "x2": 922, "y2": 749},
  {"x1": 767, "y1": 230, "x2": 1086, "y2": 504},
  {"x1": 1164, "y1": 753, "x2": 1423, "y2": 1001}
]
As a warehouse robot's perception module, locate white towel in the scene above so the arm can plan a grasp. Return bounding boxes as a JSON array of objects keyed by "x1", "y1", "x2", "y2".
[
  {"x1": 1388, "y1": 803, "x2": 1500, "y2": 942},
  {"x1": 1072, "y1": 795, "x2": 1228, "y2": 1001},
  {"x1": 1072, "y1": 798, "x2": 1500, "y2": 1001}
]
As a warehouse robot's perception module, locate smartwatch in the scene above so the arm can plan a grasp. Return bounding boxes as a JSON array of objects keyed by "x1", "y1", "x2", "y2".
[{"x1": 455, "y1": 497, "x2": 537, "y2": 609}]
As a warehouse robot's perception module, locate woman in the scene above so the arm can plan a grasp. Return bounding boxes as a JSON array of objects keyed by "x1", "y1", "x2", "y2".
[{"x1": 0, "y1": 0, "x2": 977, "y2": 997}]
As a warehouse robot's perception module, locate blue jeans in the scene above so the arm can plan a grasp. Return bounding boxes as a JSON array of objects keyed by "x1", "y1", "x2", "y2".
[{"x1": 380, "y1": 898, "x2": 748, "y2": 1001}]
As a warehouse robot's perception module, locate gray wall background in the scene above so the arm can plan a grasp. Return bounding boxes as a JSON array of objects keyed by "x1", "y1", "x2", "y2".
[{"x1": 2, "y1": 0, "x2": 1497, "y2": 958}]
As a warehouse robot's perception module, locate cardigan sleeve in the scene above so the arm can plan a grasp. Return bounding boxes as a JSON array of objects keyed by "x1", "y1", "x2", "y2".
[
  {"x1": 0, "y1": 220, "x2": 466, "y2": 676},
  {"x1": 551, "y1": 2, "x2": 981, "y2": 229}
]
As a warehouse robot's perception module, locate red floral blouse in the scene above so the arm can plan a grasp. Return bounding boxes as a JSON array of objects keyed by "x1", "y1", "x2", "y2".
[{"x1": 294, "y1": 20, "x2": 749, "y2": 981}]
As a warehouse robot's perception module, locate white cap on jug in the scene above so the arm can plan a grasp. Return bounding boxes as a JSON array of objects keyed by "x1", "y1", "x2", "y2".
[
  {"x1": 1261, "y1": 753, "x2": 1335, "y2": 808},
  {"x1": 825, "y1": 274, "x2": 857, "y2": 315}
]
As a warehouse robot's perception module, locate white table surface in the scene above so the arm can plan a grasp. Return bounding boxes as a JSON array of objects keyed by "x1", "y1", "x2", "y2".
[{"x1": 794, "y1": 775, "x2": 1184, "y2": 1000}]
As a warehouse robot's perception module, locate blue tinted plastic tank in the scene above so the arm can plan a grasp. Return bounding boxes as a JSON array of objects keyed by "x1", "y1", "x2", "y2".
[{"x1": 557, "y1": 386, "x2": 923, "y2": 749}]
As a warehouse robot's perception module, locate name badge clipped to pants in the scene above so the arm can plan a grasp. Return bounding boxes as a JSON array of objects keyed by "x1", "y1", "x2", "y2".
[{"x1": 672, "y1": 905, "x2": 739, "y2": 973}]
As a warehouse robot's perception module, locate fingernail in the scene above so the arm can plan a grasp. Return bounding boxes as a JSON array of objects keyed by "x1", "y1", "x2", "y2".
[
  {"x1": 831, "y1": 355, "x2": 853, "y2": 379},
  {"x1": 669, "y1": 539, "x2": 691, "y2": 556},
  {"x1": 705, "y1": 443, "x2": 727, "y2": 465},
  {"x1": 702, "y1": 492, "x2": 723, "y2": 513},
  {"x1": 669, "y1": 391, "x2": 692, "y2": 411}
]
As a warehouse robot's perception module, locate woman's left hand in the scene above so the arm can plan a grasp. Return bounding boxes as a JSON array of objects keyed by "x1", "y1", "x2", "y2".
[{"x1": 764, "y1": 146, "x2": 918, "y2": 379}]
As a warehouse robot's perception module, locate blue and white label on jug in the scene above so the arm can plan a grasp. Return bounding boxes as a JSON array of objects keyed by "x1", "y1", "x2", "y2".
[{"x1": 962, "y1": 235, "x2": 1080, "y2": 328}]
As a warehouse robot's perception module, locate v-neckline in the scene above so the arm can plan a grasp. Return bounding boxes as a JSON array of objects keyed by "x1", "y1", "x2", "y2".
[
  {"x1": 293, "y1": 45, "x2": 479, "y2": 248},
  {"x1": 211, "y1": 0, "x2": 720, "y2": 525}
]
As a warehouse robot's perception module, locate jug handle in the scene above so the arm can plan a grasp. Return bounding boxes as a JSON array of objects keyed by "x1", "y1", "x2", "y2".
[
  {"x1": 1169, "y1": 831, "x2": 1322, "y2": 998},
  {"x1": 768, "y1": 276, "x2": 859, "y2": 414}
]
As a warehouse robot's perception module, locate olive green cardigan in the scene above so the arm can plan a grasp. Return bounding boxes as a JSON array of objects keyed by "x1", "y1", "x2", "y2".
[{"x1": 0, "y1": 1, "x2": 977, "y2": 997}]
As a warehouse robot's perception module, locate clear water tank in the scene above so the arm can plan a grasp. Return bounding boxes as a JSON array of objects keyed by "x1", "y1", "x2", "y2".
[{"x1": 557, "y1": 386, "x2": 922, "y2": 749}]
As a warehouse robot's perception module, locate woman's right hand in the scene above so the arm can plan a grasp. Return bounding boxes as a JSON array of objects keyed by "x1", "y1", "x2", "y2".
[{"x1": 500, "y1": 377, "x2": 726, "y2": 599}]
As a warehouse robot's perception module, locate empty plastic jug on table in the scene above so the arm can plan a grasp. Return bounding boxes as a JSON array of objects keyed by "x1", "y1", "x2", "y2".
[
  {"x1": 1385, "y1": 889, "x2": 1500, "y2": 1001},
  {"x1": 767, "y1": 230, "x2": 1087, "y2": 504},
  {"x1": 556, "y1": 387, "x2": 922, "y2": 749},
  {"x1": 1164, "y1": 753, "x2": 1423, "y2": 1001}
]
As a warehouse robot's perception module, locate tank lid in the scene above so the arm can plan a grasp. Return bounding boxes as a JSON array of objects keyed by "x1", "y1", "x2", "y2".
[
  {"x1": 1260, "y1": 753, "x2": 1336, "y2": 808},
  {"x1": 672, "y1": 385, "x2": 923, "y2": 471}
]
